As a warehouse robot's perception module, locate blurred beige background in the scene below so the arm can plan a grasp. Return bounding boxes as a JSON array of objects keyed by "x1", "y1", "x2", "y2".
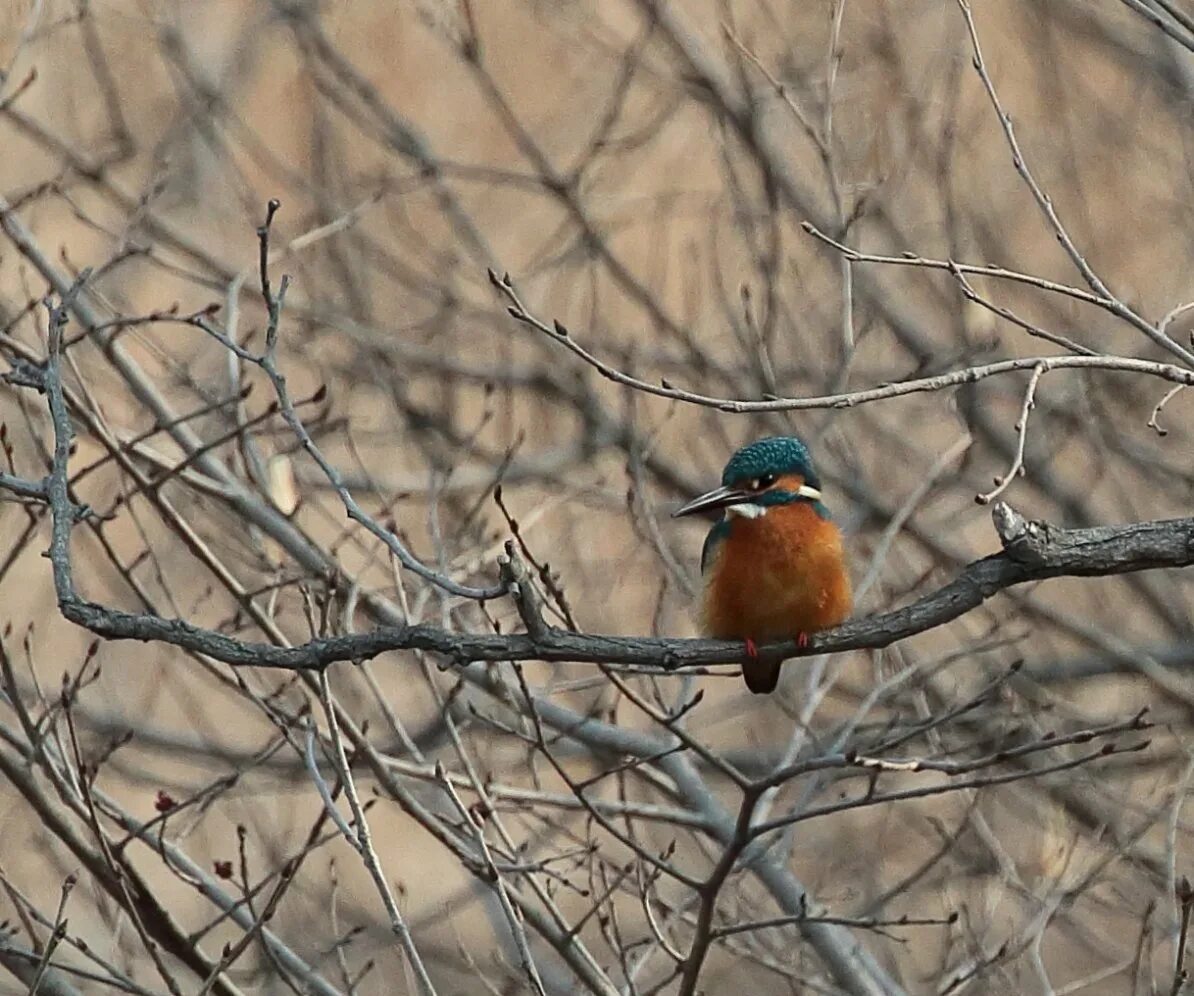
[{"x1": 1, "y1": 2, "x2": 1193, "y2": 994}]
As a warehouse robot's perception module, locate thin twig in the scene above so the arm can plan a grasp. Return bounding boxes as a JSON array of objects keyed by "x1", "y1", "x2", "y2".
[
  {"x1": 956, "y1": 0, "x2": 1194, "y2": 368},
  {"x1": 976, "y1": 362, "x2": 1046, "y2": 505},
  {"x1": 315, "y1": 670, "x2": 438, "y2": 996},
  {"x1": 492, "y1": 270, "x2": 1194, "y2": 412}
]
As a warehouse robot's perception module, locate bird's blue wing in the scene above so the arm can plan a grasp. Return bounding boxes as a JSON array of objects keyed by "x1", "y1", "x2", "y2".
[{"x1": 700, "y1": 520, "x2": 730, "y2": 574}]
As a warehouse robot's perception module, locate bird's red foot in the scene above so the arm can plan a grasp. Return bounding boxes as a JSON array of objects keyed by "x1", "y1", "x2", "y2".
[{"x1": 795, "y1": 632, "x2": 809, "y2": 649}]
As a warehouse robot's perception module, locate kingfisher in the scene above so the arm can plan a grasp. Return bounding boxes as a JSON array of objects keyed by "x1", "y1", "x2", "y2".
[{"x1": 673, "y1": 436, "x2": 853, "y2": 694}]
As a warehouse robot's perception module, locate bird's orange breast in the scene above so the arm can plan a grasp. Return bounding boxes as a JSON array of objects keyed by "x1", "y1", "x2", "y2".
[{"x1": 702, "y1": 503, "x2": 852, "y2": 641}]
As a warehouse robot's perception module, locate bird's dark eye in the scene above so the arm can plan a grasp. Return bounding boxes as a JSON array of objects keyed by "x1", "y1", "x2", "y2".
[{"x1": 750, "y1": 473, "x2": 777, "y2": 491}]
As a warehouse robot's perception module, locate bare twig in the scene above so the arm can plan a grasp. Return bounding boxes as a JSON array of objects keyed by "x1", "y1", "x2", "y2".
[
  {"x1": 492, "y1": 271, "x2": 1194, "y2": 411},
  {"x1": 976, "y1": 362, "x2": 1046, "y2": 505}
]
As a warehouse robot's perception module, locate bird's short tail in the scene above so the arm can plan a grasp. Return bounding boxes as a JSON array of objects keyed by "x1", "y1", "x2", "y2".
[{"x1": 743, "y1": 658, "x2": 780, "y2": 694}]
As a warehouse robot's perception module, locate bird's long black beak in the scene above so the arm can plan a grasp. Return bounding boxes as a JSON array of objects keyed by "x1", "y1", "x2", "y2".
[{"x1": 671, "y1": 485, "x2": 751, "y2": 518}]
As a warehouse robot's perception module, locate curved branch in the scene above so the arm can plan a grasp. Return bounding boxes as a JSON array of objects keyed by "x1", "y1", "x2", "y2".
[
  {"x1": 492, "y1": 271, "x2": 1194, "y2": 413},
  {"x1": 40, "y1": 424, "x2": 1194, "y2": 673}
]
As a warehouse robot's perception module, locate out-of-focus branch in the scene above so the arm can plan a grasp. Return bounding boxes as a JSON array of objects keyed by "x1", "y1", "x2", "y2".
[
  {"x1": 1115, "y1": 0, "x2": 1194, "y2": 55},
  {"x1": 0, "y1": 935, "x2": 82, "y2": 996}
]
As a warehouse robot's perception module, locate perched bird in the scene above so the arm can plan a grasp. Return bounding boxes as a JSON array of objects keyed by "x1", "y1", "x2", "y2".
[{"x1": 673, "y1": 436, "x2": 853, "y2": 694}]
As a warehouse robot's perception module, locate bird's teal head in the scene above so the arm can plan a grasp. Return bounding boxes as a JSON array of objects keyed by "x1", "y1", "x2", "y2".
[{"x1": 672, "y1": 436, "x2": 827, "y2": 521}]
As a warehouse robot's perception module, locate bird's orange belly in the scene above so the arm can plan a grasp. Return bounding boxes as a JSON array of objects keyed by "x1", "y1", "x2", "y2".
[{"x1": 702, "y1": 511, "x2": 852, "y2": 640}]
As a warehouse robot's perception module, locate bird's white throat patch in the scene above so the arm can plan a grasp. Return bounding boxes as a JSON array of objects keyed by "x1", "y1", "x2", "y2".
[{"x1": 727, "y1": 502, "x2": 768, "y2": 519}]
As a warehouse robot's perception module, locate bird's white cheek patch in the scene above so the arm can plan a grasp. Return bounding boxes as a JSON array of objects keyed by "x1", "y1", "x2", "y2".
[{"x1": 727, "y1": 503, "x2": 768, "y2": 519}]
